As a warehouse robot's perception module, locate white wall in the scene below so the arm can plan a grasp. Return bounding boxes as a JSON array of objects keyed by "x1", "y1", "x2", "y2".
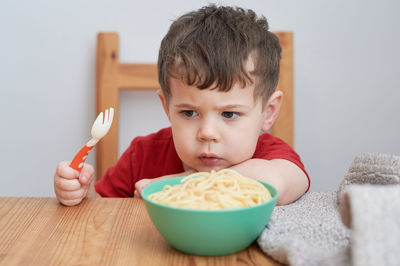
[{"x1": 1, "y1": 0, "x2": 399, "y2": 196}]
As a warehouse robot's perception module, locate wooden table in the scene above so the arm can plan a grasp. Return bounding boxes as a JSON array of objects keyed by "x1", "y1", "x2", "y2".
[{"x1": 0, "y1": 197, "x2": 281, "y2": 266}]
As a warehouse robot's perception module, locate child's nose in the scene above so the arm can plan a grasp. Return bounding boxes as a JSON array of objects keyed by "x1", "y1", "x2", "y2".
[{"x1": 197, "y1": 119, "x2": 220, "y2": 142}]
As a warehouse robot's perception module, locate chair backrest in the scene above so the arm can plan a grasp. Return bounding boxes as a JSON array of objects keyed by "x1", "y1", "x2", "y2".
[{"x1": 95, "y1": 32, "x2": 293, "y2": 180}]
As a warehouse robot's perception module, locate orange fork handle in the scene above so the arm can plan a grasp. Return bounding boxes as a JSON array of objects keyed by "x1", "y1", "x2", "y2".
[{"x1": 70, "y1": 145, "x2": 94, "y2": 171}]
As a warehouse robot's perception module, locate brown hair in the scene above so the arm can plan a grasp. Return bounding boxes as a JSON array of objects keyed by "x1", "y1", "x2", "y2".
[{"x1": 158, "y1": 4, "x2": 281, "y2": 105}]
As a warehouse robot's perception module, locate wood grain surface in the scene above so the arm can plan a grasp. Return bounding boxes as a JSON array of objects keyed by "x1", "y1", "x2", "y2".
[{"x1": 0, "y1": 197, "x2": 281, "y2": 266}]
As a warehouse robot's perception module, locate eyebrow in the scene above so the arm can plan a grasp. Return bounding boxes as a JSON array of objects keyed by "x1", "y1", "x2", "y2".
[
  {"x1": 174, "y1": 103, "x2": 197, "y2": 109},
  {"x1": 174, "y1": 103, "x2": 250, "y2": 110}
]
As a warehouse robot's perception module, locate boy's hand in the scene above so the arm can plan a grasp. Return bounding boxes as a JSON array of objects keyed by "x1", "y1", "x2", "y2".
[
  {"x1": 54, "y1": 161, "x2": 94, "y2": 206},
  {"x1": 134, "y1": 169, "x2": 196, "y2": 198}
]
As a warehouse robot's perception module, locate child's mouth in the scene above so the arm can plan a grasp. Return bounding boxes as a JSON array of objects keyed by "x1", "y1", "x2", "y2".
[{"x1": 199, "y1": 154, "x2": 221, "y2": 166}]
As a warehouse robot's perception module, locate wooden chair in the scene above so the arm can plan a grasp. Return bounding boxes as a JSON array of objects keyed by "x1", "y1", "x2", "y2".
[{"x1": 95, "y1": 32, "x2": 294, "y2": 180}]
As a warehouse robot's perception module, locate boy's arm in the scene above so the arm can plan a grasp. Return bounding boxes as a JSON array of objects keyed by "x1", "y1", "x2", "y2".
[{"x1": 230, "y1": 158, "x2": 308, "y2": 205}]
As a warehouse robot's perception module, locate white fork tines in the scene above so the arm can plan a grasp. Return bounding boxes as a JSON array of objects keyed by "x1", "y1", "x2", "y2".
[
  {"x1": 91, "y1": 108, "x2": 114, "y2": 139},
  {"x1": 87, "y1": 108, "x2": 114, "y2": 146}
]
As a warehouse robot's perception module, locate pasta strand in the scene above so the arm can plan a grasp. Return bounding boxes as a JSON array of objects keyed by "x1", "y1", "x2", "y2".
[{"x1": 149, "y1": 169, "x2": 272, "y2": 210}]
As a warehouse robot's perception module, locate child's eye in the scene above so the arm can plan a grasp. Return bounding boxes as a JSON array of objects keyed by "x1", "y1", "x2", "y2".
[
  {"x1": 181, "y1": 110, "x2": 198, "y2": 118},
  {"x1": 221, "y1": 112, "x2": 240, "y2": 119}
]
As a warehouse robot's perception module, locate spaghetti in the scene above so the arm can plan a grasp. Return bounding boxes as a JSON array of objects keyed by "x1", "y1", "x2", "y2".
[{"x1": 148, "y1": 169, "x2": 271, "y2": 210}]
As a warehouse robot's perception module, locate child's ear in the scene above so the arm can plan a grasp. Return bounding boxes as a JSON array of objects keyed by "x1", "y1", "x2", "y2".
[
  {"x1": 157, "y1": 89, "x2": 170, "y2": 118},
  {"x1": 262, "y1": 90, "x2": 283, "y2": 132}
]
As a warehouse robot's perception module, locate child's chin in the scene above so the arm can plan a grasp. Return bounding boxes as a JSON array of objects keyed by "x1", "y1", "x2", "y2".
[{"x1": 195, "y1": 165, "x2": 226, "y2": 173}]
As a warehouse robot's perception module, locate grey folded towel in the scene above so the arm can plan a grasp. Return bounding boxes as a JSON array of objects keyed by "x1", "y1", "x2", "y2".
[
  {"x1": 337, "y1": 153, "x2": 400, "y2": 205},
  {"x1": 257, "y1": 192, "x2": 351, "y2": 266},
  {"x1": 257, "y1": 153, "x2": 400, "y2": 266}
]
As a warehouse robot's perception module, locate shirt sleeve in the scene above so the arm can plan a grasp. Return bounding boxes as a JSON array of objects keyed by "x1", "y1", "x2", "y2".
[
  {"x1": 94, "y1": 142, "x2": 136, "y2": 197},
  {"x1": 253, "y1": 133, "x2": 310, "y2": 192}
]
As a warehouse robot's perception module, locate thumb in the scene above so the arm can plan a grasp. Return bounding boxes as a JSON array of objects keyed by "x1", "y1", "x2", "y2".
[
  {"x1": 56, "y1": 161, "x2": 80, "y2": 180},
  {"x1": 79, "y1": 163, "x2": 95, "y2": 185},
  {"x1": 135, "y1": 179, "x2": 152, "y2": 191},
  {"x1": 135, "y1": 179, "x2": 152, "y2": 197}
]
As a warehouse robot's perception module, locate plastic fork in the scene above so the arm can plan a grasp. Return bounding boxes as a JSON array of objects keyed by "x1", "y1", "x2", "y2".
[{"x1": 70, "y1": 108, "x2": 114, "y2": 171}]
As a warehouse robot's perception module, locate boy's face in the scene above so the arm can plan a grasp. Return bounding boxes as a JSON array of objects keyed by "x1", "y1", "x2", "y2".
[{"x1": 159, "y1": 76, "x2": 282, "y2": 173}]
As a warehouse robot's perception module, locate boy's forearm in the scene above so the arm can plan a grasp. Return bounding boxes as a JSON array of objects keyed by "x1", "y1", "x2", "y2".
[{"x1": 229, "y1": 158, "x2": 308, "y2": 205}]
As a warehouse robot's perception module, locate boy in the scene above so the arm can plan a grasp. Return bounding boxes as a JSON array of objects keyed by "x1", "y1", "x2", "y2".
[{"x1": 54, "y1": 5, "x2": 309, "y2": 207}]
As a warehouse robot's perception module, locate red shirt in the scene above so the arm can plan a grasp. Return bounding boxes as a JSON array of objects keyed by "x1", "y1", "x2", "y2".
[{"x1": 95, "y1": 127, "x2": 310, "y2": 197}]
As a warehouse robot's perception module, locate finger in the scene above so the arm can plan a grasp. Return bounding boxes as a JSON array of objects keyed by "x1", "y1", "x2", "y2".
[
  {"x1": 56, "y1": 161, "x2": 79, "y2": 180},
  {"x1": 55, "y1": 176, "x2": 81, "y2": 191},
  {"x1": 81, "y1": 183, "x2": 90, "y2": 198},
  {"x1": 135, "y1": 179, "x2": 154, "y2": 198},
  {"x1": 55, "y1": 187, "x2": 86, "y2": 202},
  {"x1": 135, "y1": 179, "x2": 151, "y2": 192},
  {"x1": 59, "y1": 198, "x2": 83, "y2": 207},
  {"x1": 134, "y1": 190, "x2": 142, "y2": 198},
  {"x1": 79, "y1": 163, "x2": 95, "y2": 185}
]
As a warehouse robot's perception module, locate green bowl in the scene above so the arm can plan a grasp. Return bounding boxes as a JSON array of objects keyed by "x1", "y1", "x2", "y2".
[{"x1": 142, "y1": 176, "x2": 278, "y2": 256}]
